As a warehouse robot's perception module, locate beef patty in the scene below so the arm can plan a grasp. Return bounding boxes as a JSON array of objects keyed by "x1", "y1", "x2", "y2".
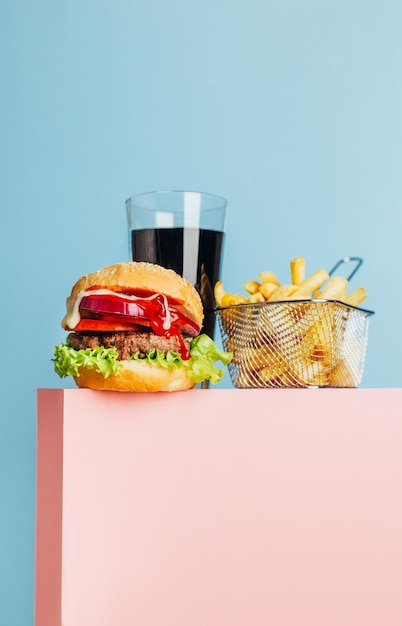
[{"x1": 68, "y1": 331, "x2": 190, "y2": 360}]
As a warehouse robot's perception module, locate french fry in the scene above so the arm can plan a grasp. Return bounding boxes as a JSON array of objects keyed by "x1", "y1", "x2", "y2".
[
  {"x1": 221, "y1": 293, "x2": 248, "y2": 306},
  {"x1": 319, "y1": 276, "x2": 348, "y2": 301},
  {"x1": 257, "y1": 359, "x2": 290, "y2": 386},
  {"x1": 256, "y1": 343, "x2": 296, "y2": 383},
  {"x1": 313, "y1": 312, "x2": 334, "y2": 351},
  {"x1": 244, "y1": 279, "x2": 261, "y2": 295},
  {"x1": 258, "y1": 270, "x2": 280, "y2": 285},
  {"x1": 345, "y1": 287, "x2": 368, "y2": 307},
  {"x1": 231, "y1": 343, "x2": 274, "y2": 368},
  {"x1": 269, "y1": 299, "x2": 308, "y2": 326},
  {"x1": 290, "y1": 269, "x2": 329, "y2": 299},
  {"x1": 232, "y1": 337, "x2": 287, "y2": 388},
  {"x1": 289, "y1": 333, "x2": 331, "y2": 384},
  {"x1": 298, "y1": 360, "x2": 330, "y2": 386},
  {"x1": 236, "y1": 365, "x2": 263, "y2": 388},
  {"x1": 248, "y1": 291, "x2": 265, "y2": 303},
  {"x1": 297, "y1": 303, "x2": 335, "y2": 368},
  {"x1": 214, "y1": 280, "x2": 226, "y2": 307},
  {"x1": 268, "y1": 284, "x2": 298, "y2": 301},
  {"x1": 290, "y1": 256, "x2": 306, "y2": 286},
  {"x1": 258, "y1": 281, "x2": 278, "y2": 300},
  {"x1": 258, "y1": 357, "x2": 300, "y2": 387},
  {"x1": 219, "y1": 307, "x2": 245, "y2": 336}
]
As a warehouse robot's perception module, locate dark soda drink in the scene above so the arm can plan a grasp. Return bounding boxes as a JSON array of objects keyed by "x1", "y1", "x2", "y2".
[{"x1": 131, "y1": 227, "x2": 224, "y2": 339}]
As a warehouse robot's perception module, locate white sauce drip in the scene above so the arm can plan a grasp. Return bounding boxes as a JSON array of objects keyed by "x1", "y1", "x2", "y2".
[{"x1": 62, "y1": 288, "x2": 171, "y2": 331}]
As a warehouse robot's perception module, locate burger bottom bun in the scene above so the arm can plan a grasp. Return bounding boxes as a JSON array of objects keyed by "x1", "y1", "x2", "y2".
[{"x1": 74, "y1": 359, "x2": 196, "y2": 392}]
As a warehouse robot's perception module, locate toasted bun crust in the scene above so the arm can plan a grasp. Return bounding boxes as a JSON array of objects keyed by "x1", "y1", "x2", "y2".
[
  {"x1": 67, "y1": 262, "x2": 203, "y2": 329},
  {"x1": 74, "y1": 359, "x2": 196, "y2": 392}
]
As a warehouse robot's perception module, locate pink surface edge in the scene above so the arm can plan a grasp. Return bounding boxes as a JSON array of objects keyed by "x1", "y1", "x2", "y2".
[{"x1": 35, "y1": 389, "x2": 64, "y2": 626}]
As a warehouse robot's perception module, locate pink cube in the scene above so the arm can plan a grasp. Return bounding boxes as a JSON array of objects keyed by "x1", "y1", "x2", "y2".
[{"x1": 36, "y1": 388, "x2": 402, "y2": 626}]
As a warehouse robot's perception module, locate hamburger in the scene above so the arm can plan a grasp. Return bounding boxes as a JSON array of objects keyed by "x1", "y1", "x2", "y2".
[{"x1": 52, "y1": 261, "x2": 232, "y2": 392}]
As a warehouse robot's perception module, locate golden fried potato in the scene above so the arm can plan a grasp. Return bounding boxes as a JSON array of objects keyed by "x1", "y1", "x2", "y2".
[
  {"x1": 345, "y1": 287, "x2": 368, "y2": 307},
  {"x1": 257, "y1": 358, "x2": 299, "y2": 387},
  {"x1": 268, "y1": 284, "x2": 298, "y2": 301},
  {"x1": 258, "y1": 281, "x2": 278, "y2": 300},
  {"x1": 244, "y1": 279, "x2": 261, "y2": 295},
  {"x1": 319, "y1": 276, "x2": 348, "y2": 301},
  {"x1": 247, "y1": 292, "x2": 265, "y2": 303},
  {"x1": 290, "y1": 256, "x2": 306, "y2": 286},
  {"x1": 214, "y1": 280, "x2": 226, "y2": 307},
  {"x1": 289, "y1": 269, "x2": 329, "y2": 299},
  {"x1": 258, "y1": 270, "x2": 280, "y2": 285},
  {"x1": 230, "y1": 343, "x2": 274, "y2": 368},
  {"x1": 221, "y1": 293, "x2": 247, "y2": 306}
]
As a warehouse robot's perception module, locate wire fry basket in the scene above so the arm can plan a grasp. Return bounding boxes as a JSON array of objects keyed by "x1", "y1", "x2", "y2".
[{"x1": 214, "y1": 259, "x2": 374, "y2": 389}]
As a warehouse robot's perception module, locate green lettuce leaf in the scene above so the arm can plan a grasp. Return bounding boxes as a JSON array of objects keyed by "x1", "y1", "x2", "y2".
[
  {"x1": 184, "y1": 334, "x2": 233, "y2": 384},
  {"x1": 52, "y1": 334, "x2": 232, "y2": 385},
  {"x1": 129, "y1": 348, "x2": 184, "y2": 370},
  {"x1": 52, "y1": 343, "x2": 123, "y2": 379}
]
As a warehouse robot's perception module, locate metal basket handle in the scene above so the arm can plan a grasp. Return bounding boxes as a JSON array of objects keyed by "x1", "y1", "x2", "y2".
[{"x1": 329, "y1": 257, "x2": 363, "y2": 282}]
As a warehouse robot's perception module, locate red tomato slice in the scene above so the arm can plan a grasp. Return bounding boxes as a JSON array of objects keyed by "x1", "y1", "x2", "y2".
[{"x1": 71, "y1": 319, "x2": 145, "y2": 332}]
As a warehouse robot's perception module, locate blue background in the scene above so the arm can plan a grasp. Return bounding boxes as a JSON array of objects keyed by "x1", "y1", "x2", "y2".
[{"x1": 1, "y1": 0, "x2": 401, "y2": 623}]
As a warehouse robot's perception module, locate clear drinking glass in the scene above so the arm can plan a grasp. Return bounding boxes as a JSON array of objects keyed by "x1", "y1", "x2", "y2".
[{"x1": 126, "y1": 190, "x2": 228, "y2": 341}]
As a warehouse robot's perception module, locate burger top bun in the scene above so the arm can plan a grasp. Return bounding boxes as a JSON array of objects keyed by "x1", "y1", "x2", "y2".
[
  {"x1": 74, "y1": 358, "x2": 196, "y2": 392},
  {"x1": 67, "y1": 261, "x2": 204, "y2": 330}
]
